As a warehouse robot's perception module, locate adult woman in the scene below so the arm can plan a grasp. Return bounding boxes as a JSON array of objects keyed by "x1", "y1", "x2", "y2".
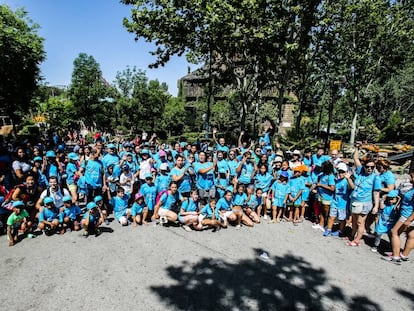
[
  {"x1": 11, "y1": 173, "x2": 41, "y2": 222},
  {"x1": 347, "y1": 147, "x2": 381, "y2": 246},
  {"x1": 315, "y1": 161, "x2": 335, "y2": 230},
  {"x1": 12, "y1": 147, "x2": 32, "y2": 184},
  {"x1": 153, "y1": 181, "x2": 182, "y2": 224}
]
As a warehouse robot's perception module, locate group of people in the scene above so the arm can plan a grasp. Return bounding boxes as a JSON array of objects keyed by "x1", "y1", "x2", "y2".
[{"x1": 0, "y1": 128, "x2": 413, "y2": 265}]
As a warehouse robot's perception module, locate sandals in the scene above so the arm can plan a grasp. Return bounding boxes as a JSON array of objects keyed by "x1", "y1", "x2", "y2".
[{"x1": 346, "y1": 240, "x2": 360, "y2": 247}]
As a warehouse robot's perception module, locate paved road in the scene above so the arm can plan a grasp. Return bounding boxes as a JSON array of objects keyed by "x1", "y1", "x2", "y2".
[{"x1": 0, "y1": 218, "x2": 413, "y2": 311}]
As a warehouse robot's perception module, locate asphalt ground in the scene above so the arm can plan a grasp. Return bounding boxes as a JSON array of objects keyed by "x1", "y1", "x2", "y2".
[{"x1": 0, "y1": 217, "x2": 413, "y2": 311}]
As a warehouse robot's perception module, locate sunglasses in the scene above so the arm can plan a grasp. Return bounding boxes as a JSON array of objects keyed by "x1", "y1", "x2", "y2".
[
  {"x1": 337, "y1": 170, "x2": 346, "y2": 173},
  {"x1": 365, "y1": 165, "x2": 375, "y2": 169}
]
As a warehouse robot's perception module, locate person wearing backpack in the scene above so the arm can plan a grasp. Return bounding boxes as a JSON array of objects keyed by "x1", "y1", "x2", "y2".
[
  {"x1": 36, "y1": 176, "x2": 71, "y2": 211},
  {"x1": 153, "y1": 181, "x2": 182, "y2": 224}
]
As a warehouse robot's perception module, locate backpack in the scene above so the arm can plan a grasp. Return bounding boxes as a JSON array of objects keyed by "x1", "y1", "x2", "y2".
[
  {"x1": 155, "y1": 189, "x2": 169, "y2": 205},
  {"x1": 1, "y1": 184, "x2": 25, "y2": 211}
]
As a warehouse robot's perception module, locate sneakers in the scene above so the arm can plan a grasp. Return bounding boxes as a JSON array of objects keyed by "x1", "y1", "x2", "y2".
[
  {"x1": 331, "y1": 231, "x2": 340, "y2": 237},
  {"x1": 82, "y1": 231, "x2": 89, "y2": 238},
  {"x1": 381, "y1": 256, "x2": 402, "y2": 265},
  {"x1": 104, "y1": 219, "x2": 110, "y2": 225},
  {"x1": 263, "y1": 215, "x2": 268, "y2": 220},
  {"x1": 312, "y1": 224, "x2": 325, "y2": 232},
  {"x1": 400, "y1": 253, "x2": 410, "y2": 262},
  {"x1": 371, "y1": 246, "x2": 378, "y2": 253},
  {"x1": 323, "y1": 229, "x2": 331, "y2": 237},
  {"x1": 236, "y1": 224, "x2": 241, "y2": 230},
  {"x1": 160, "y1": 216, "x2": 168, "y2": 224},
  {"x1": 182, "y1": 225, "x2": 192, "y2": 232}
]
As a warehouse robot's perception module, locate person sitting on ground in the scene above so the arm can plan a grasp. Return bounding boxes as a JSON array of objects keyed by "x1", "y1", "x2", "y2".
[
  {"x1": 153, "y1": 181, "x2": 182, "y2": 225},
  {"x1": 7, "y1": 201, "x2": 32, "y2": 246},
  {"x1": 197, "y1": 198, "x2": 221, "y2": 231},
  {"x1": 131, "y1": 193, "x2": 147, "y2": 226},
  {"x1": 59, "y1": 195, "x2": 82, "y2": 234},
  {"x1": 81, "y1": 202, "x2": 104, "y2": 238},
  {"x1": 109, "y1": 187, "x2": 130, "y2": 226},
  {"x1": 179, "y1": 189, "x2": 201, "y2": 232},
  {"x1": 38, "y1": 196, "x2": 60, "y2": 235}
]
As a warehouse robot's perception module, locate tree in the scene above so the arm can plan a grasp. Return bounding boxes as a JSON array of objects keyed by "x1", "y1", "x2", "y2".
[
  {"x1": 0, "y1": 5, "x2": 45, "y2": 132},
  {"x1": 69, "y1": 53, "x2": 113, "y2": 130}
]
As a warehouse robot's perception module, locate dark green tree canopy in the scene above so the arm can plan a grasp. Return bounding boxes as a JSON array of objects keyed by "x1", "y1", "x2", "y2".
[{"x1": 0, "y1": 5, "x2": 45, "y2": 125}]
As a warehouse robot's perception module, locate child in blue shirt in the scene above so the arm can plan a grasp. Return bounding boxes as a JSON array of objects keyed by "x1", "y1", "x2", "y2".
[
  {"x1": 38, "y1": 196, "x2": 60, "y2": 235},
  {"x1": 76, "y1": 175, "x2": 88, "y2": 208},
  {"x1": 371, "y1": 190, "x2": 399, "y2": 252},
  {"x1": 215, "y1": 169, "x2": 230, "y2": 198},
  {"x1": 131, "y1": 193, "x2": 147, "y2": 226},
  {"x1": 178, "y1": 189, "x2": 200, "y2": 231},
  {"x1": 109, "y1": 187, "x2": 130, "y2": 226},
  {"x1": 324, "y1": 165, "x2": 354, "y2": 237},
  {"x1": 81, "y1": 202, "x2": 103, "y2": 237},
  {"x1": 245, "y1": 186, "x2": 261, "y2": 223},
  {"x1": 140, "y1": 173, "x2": 157, "y2": 217},
  {"x1": 59, "y1": 195, "x2": 81, "y2": 233},
  {"x1": 198, "y1": 198, "x2": 221, "y2": 231},
  {"x1": 270, "y1": 171, "x2": 290, "y2": 223}
]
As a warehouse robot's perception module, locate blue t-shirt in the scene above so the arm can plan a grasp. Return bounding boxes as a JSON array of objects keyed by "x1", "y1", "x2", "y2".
[
  {"x1": 200, "y1": 204, "x2": 215, "y2": 218},
  {"x1": 170, "y1": 166, "x2": 192, "y2": 193},
  {"x1": 379, "y1": 171, "x2": 396, "y2": 190},
  {"x1": 215, "y1": 177, "x2": 229, "y2": 198},
  {"x1": 312, "y1": 154, "x2": 331, "y2": 167},
  {"x1": 140, "y1": 183, "x2": 157, "y2": 211},
  {"x1": 254, "y1": 172, "x2": 274, "y2": 192},
  {"x1": 66, "y1": 162, "x2": 77, "y2": 185},
  {"x1": 155, "y1": 173, "x2": 171, "y2": 193},
  {"x1": 216, "y1": 197, "x2": 232, "y2": 212},
  {"x1": 237, "y1": 162, "x2": 255, "y2": 184},
  {"x1": 159, "y1": 191, "x2": 182, "y2": 211},
  {"x1": 217, "y1": 159, "x2": 229, "y2": 174},
  {"x1": 83, "y1": 160, "x2": 104, "y2": 189},
  {"x1": 216, "y1": 144, "x2": 229, "y2": 153},
  {"x1": 111, "y1": 195, "x2": 129, "y2": 219},
  {"x1": 227, "y1": 159, "x2": 239, "y2": 177},
  {"x1": 376, "y1": 203, "x2": 398, "y2": 234},
  {"x1": 233, "y1": 192, "x2": 247, "y2": 206},
  {"x1": 131, "y1": 202, "x2": 146, "y2": 216},
  {"x1": 59, "y1": 205, "x2": 81, "y2": 222},
  {"x1": 194, "y1": 162, "x2": 215, "y2": 190},
  {"x1": 331, "y1": 177, "x2": 351, "y2": 210},
  {"x1": 179, "y1": 198, "x2": 199, "y2": 217},
  {"x1": 289, "y1": 177, "x2": 304, "y2": 205},
  {"x1": 271, "y1": 181, "x2": 290, "y2": 207},
  {"x1": 317, "y1": 173, "x2": 335, "y2": 201},
  {"x1": 102, "y1": 153, "x2": 120, "y2": 169},
  {"x1": 400, "y1": 188, "x2": 414, "y2": 218},
  {"x1": 39, "y1": 207, "x2": 59, "y2": 222},
  {"x1": 247, "y1": 194, "x2": 262, "y2": 210},
  {"x1": 351, "y1": 167, "x2": 381, "y2": 203}
]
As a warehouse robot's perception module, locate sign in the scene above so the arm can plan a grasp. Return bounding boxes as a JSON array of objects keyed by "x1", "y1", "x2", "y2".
[{"x1": 329, "y1": 139, "x2": 342, "y2": 151}]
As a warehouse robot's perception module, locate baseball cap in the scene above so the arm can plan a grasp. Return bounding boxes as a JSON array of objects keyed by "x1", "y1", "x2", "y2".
[
  {"x1": 336, "y1": 163, "x2": 348, "y2": 172},
  {"x1": 94, "y1": 195, "x2": 103, "y2": 203},
  {"x1": 68, "y1": 152, "x2": 79, "y2": 161},
  {"x1": 135, "y1": 193, "x2": 143, "y2": 200},
  {"x1": 43, "y1": 197, "x2": 54, "y2": 205},
  {"x1": 62, "y1": 195, "x2": 72, "y2": 203},
  {"x1": 280, "y1": 171, "x2": 289, "y2": 178},
  {"x1": 86, "y1": 202, "x2": 97, "y2": 210},
  {"x1": 12, "y1": 201, "x2": 25, "y2": 208}
]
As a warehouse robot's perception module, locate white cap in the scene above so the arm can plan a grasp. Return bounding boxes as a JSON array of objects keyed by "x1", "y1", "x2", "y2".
[
  {"x1": 336, "y1": 162, "x2": 348, "y2": 172},
  {"x1": 292, "y1": 149, "x2": 301, "y2": 156},
  {"x1": 160, "y1": 163, "x2": 169, "y2": 170}
]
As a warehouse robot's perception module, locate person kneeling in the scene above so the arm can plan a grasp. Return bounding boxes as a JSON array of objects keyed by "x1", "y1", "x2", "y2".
[{"x1": 81, "y1": 202, "x2": 104, "y2": 237}]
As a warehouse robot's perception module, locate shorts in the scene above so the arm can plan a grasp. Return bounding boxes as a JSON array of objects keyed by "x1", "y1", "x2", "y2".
[
  {"x1": 318, "y1": 196, "x2": 332, "y2": 206},
  {"x1": 219, "y1": 210, "x2": 233, "y2": 221},
  {"x1": 158, "y1": 208, "x2": 169, "y2": 217},
  {"x1": 351, "y1": 201, "x2": 372, "y2": 215},
  {"x1": 178, "y1": 215, "x2": 195, "y2": 224},
  {"x1": 68, "y1": 184, "x2": 77, "y2": 193},
  {"x1": 329, "y1": 207, "x2": 346, "y2": 221}
]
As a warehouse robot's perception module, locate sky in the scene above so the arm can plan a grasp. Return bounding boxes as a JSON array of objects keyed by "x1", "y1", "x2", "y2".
[{"x1": 1, "y1": 0, "x2": 192, "y2": 96}]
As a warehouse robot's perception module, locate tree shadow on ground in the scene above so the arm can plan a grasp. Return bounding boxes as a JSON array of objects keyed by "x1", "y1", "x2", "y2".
[
  {"x1": 151, "y1": 248, "x2": 381, "y2": 311},
  {"x1": 396, "y1": 288, "x2": 414, "y2": 310}
]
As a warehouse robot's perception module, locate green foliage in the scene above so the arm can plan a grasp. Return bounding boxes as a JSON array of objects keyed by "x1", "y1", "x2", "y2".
[
  {"x1": 0, "y1": 5, "x2": 45, "y2": 126},
  {"x1": 39, "y1": 95, "x2": 76, "y2": 129},
  {"x1": 69, "y1": 53, "x2": 113, "y2": 130}
]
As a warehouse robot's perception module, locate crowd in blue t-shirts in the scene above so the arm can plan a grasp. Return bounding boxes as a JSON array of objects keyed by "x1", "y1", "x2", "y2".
[{"x1": 1, "y1": 129, "x2": 413, "y2": 265}]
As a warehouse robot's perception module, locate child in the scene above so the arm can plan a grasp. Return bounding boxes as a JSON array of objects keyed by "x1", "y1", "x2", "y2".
[
  {"x1": 76, "y1": 174, "x2": 88, "y2": 208},
  {"x1": 323, "y1": 164, "x2": 354, "y2": 237},
  {"x1": 254, "y1": 164, "x2": 274, "y2": 215},
  {"x1": 155, "y1": 163, "x2": 171, "y2": 194},
  {"x1": 66, "y1": 152, "x2": 80, "y2": 202},
  {"x1": 81, "y1": 202, "x2": 104, "y2": 237},
  {"x1": 109, "y1": 187, "x2": 130, "y2": 226},
  {"x1": 131, "y1": 193, "x2": 147, "y2": 226},
  {"x1": 288, "y1": 166, "x2": 304, "y2": 225},
  {"x1": 94, "y1": 195, "x2": 109, "y2": 225},
  {"x1": 232, "y1": 181, "x2": 252, "y2": 228},
  {"x1": 38, "y1": 196, "x2": 60, "y2": 235},
  {"x1": 59, "y1": 195, "x2": 81, "y2": 233},
  {"x1": 140, "y1": 173, "x2": 157, "y2": 220},
  {"x1": 179, "y1": 189, "x2": 200, "y2": 232},
  {"x1": 215, "y1": 190, "x2": 236, "y2": 228},
  {"x1": 119, "y1": 164, "x2": 134, "y2": 198},
  {"x1": 371, "y1": 190, "x2": 399, "y2": 252},
  {"x1": 269, "y1": 171, "x2": 290, "y2": 223},
  {"x1": 245, "y1": 186, "x2": 261, "y2": 223},
  {"x1": 215, "y1": 168, "x2": 230, "y2": 199},
  {"x1": 6, "y1": 201, "x2": 32, "y2": 246},
  {"x1": 197, "y1": 198, "x2": 221, "y2": 231}
]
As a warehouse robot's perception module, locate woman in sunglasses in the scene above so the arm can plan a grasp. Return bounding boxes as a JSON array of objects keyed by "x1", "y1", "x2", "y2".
[{"x1": 347, "y1": 146, "x2": 381, "y2": 246}]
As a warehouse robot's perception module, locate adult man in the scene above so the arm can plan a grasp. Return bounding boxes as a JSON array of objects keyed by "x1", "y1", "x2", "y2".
[{"x1": 36, "y1": 176, "x2": 71, "y2": 210}]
